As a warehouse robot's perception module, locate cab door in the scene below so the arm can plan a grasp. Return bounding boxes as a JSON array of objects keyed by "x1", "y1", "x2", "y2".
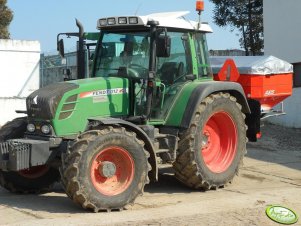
[{"x1": 149, "y1": 31, "x2": 193, "y2": 122}]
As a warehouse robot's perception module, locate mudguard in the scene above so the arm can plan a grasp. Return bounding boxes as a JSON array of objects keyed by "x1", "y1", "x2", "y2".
[{"x1": 178, "y1": 81, "x2": 250, "y2": 129}]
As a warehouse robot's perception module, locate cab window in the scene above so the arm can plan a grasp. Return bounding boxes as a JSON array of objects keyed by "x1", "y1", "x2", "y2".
[
  {"x1": 156, "y1": 31, "x2": 192, "y2": 85},
  {"x1": 194, "y1": 33, "x2": 212, "y2": 78}
]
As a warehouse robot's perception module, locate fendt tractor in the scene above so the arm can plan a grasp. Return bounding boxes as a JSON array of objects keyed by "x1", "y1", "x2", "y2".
[{"x1": 0, "y1": 4, "x2": 293, "y2": 212}]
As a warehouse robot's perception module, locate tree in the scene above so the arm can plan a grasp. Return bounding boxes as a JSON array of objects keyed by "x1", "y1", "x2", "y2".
[
  {"x1": 0, "y1": 0, "x2": 13, "y2": 39},
  {"x1": 209, "y1": 0, "x2": 263, "y2": 56}
]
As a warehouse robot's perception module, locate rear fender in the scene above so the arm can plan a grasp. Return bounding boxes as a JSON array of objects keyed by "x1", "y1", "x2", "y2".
[{"x1": 180, "y1": 81, "x2": 250, "y2": 129}]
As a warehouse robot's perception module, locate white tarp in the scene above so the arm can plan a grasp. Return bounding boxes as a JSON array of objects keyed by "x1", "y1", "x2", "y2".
[{"x1": 210, "y1": 55, "x2": 293, "y2": 75}]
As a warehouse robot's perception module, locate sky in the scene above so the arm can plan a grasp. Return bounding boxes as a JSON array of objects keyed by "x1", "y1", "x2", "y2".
[{"x1": 7, "y1": 0, "x2": 241, "y2": 54}]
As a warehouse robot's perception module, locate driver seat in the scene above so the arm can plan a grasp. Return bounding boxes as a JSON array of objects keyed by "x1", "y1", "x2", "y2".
[{"x1": 160, "y1": 62, "x2": 185, "y2": 84}]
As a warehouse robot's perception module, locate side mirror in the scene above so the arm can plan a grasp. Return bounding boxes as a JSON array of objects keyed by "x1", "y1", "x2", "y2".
[
  {"x1": 156, "y1": 35, "x2": 171, "y2": 58},
  {"x1": 63, "y1": 68, "x2": 72, "y2": 81},
  {"x1": 63, "y1": 68, "x2": 71, "y2": 76},
  {"x1": 57, "y1": 39, "x2": 65, "y2": 58}
]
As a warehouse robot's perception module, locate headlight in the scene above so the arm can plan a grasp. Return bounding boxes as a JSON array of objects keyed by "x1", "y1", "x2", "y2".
[
  {"x1": 27, "y1": 123, "x2": 35, "y2": 133},
  {"x1": 41, "y1": 125, "x2": 50, "y2": 134}
]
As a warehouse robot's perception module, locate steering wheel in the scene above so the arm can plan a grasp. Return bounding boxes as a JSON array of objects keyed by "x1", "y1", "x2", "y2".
[
  {"x1": 129, "y1": 63, "x2": 148, "y2": 70},
  {"x1": 128, "y1": 64, "x2": 148, "y2": 78}
]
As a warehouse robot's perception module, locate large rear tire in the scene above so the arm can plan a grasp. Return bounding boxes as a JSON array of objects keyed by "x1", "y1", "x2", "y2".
[
  {"x1": 60, "y1": 126, "x2": 150, "y2": 212},
  {"x1": 173, "y1": 92, "x2": 247, "y2": 190},
  {"x1": 0, "y1": 118, "x2": 60, "y2": 193}
]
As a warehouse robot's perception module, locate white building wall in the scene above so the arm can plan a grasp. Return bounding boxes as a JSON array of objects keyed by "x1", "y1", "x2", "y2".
[
  {"x1": 0, "y1": 40, "x2": 40, "y2": 97},
  {"x1": 264, "y1": 0, "x2": 301, "y2": 63},
  {"x1": 0, "y1": 98, "x2": 27, "y2": 126},
  {"x1": 264, "y1": 0, "x2": 301, "y2": 128},
  {"x1": 0, "y1": 40, "x2": 40, "y2": 126},
  {"x1": 267, "y1": 88, "x2": 301, "y2": 128}
]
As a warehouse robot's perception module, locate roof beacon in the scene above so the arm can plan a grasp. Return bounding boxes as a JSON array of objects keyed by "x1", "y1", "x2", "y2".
[
  {"x1": 196, "y1": 0, "x2": 204, "y2": 12},
  {"x1": 196, "y1": 0, "x2": 204, "y2": 29}
]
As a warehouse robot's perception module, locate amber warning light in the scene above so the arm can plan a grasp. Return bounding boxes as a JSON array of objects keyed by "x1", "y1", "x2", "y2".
[{"x1": 196, "y1": 0, "x2": 204, "y2": 11}]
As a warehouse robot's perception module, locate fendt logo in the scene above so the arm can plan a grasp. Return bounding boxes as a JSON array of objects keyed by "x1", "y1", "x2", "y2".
[{"x1": 80, "y1": 88, "x2": 128, "y2": 98}]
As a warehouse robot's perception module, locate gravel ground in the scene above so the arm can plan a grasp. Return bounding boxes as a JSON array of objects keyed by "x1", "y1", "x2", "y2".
[
  {"x1": 1, "y1": 123, "x2": 301, "y2": 226},
  {"x1": 248, "y1": 122, "x2": 301, "y2": 152}
]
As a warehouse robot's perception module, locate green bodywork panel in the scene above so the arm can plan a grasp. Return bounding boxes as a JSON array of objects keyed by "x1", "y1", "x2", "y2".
[
  {"x1": 52, "y1": 77, "x2": 129, "y2": 136},
  {"x1": 162, "y1": 78, "x2": 212, "y2": 127},
  {"x1": 84, "y1": 32, "x2": 100, "y2": 41}
]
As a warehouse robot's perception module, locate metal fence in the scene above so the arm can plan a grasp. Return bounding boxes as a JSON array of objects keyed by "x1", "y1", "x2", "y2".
[{"x1": 39, "y1": 52, "x2": 78, "y2": 87}]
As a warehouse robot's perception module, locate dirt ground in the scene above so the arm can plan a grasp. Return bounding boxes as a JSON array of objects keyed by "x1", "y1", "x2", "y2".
[{"x1": 0, "y1": 122, "x2": 301, "y2": 226}]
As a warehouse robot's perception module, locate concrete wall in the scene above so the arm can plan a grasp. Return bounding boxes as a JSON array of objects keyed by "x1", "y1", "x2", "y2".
[
  {"x1": 0, "y1": 40, "x2": 40, "y2": 126},
  {"x1": 267, "y1": 88, "x2": 301, "y2": 128},
  {"x1": 0, "y1": 40, "x2": 40, "y2": 97},
  {"x1": 0, "y1": 98, "x2": 26, "y2": 127},
  {"x1": 264, "y1": 0, "x2": 301, "y2": 128},
  {"x1": 264, "y1": 0, "x2": 301, "y2": 63}
]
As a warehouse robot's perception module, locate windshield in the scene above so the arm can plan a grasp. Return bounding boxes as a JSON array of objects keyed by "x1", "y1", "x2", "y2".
[{"x1": 93, "y1": 31, "x2": 150, "y2": 78}]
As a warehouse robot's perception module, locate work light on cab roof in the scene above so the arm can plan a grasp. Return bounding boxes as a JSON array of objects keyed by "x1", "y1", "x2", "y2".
[{"x1": 96, "y1": 11, "x2": 213, "y2": 32}]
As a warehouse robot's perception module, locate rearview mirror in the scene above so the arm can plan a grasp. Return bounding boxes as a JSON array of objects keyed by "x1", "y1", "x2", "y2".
[
  {"x1": 156, "y1": 35, "x2": 171, "y2": 58},
  {"x1": 57, "y1": 39, "x2": 65, "y2": 58}
]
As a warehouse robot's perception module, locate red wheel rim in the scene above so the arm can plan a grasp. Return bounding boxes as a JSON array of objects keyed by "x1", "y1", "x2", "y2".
[
  {"x1": 18, "y1": 165, "x2": 49, "y2": 179},
  {"x1": 201, "y1": 111, "x2": 237, "y2": 173},
  {"x1": 90, "y1": 146, "x2": 135, "y2": 196}
]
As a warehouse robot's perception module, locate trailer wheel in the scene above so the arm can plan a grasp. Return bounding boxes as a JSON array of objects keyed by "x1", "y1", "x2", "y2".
[
  {"x1": 0, "y1": 118, "x2": 60, "y2": 193},
  {"x1": 173, "y1": 92, "x2": 247, "y2": 190},
  {"x1": 61, "y1": 126, "x2": 150, "y2": 212}
]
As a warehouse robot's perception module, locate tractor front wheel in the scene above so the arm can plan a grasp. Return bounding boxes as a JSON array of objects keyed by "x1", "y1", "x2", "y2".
[
  {"x1": 173, "y1": 92, "x2": 247, "y2": 190},
  {"x1": 60, "y1": 126, "x2": 150, "y2": 212},
  {"x1": 0, "y1": 118, "x2": 60, "y2": 193}
]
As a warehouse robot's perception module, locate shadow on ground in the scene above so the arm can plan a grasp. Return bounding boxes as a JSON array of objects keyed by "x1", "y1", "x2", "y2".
[
  {"x1": 0, "y1": 170, "x2": 197, "y2": 214},
  {"x1": 246, "y1": 122, "x2": 301, "y2": 172},
  {"x1": 0, "y1": 185, "x2": 85, "y2": 214}
]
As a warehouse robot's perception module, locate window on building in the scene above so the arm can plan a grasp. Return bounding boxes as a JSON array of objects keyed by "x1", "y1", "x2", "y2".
[{"x1": 293, "y1": 63, "x2": 301, "y2": 88}]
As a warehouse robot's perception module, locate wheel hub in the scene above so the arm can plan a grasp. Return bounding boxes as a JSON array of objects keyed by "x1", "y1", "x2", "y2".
[
  {"x1": 98, "y1": 161, "x2": 117, "y2": 178},
  {"x1": 201, "y1": 132, "x2": 210, "y2": 149},
  {"x1": 90, "y1": 146, "x2": 135, "y2": 196}
]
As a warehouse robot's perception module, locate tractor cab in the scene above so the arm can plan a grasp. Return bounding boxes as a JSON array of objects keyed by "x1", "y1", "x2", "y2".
[{"x1": 91, "y1": 11, "x2": 213, "y2": 122}]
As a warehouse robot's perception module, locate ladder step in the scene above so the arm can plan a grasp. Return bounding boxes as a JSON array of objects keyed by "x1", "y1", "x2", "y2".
[{"x1": 156, "y1": 149, "x2": 170, "y2": 154}]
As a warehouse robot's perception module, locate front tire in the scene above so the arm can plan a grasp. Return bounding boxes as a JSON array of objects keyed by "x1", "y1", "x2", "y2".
[
  {"x1": 173, "y1": 92, "x2": 247, "y2": 190},
  {"x1": 0, "y1": 118, "x2": 60, "y2": 193},
  {"x1": 61, "y1": 126, "x2": 150, "y2": 212}
]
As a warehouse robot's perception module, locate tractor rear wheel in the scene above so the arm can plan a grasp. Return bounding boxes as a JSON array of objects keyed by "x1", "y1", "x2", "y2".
[
  {"x1": 60, "y1": 126, "x2": 150, "y2": 212},
  {"x1": 173, "y1": 92, "x2": 247, "y2": 190},
  {"x1": 0, "y1": 118, "x2": 60, "y2": 193}
]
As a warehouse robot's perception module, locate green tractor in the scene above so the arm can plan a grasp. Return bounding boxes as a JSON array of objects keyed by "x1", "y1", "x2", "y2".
[{"x1": 0, "y1": 11, "x2": 251, "y2": 212}]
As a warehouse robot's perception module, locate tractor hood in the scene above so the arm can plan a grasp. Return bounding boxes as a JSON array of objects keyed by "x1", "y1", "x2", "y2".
[
  {"x1": 26, "y1": 77, "x2": 129, "y2": 123},
  {"x1": 26, "y1": 82, "x2": 79, "y2": 120}
]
